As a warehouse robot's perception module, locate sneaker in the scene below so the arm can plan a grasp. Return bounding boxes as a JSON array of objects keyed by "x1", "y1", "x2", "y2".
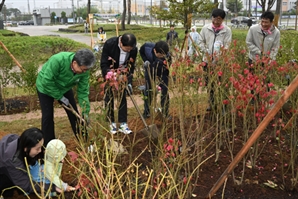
[
  {"x1": 142, "y1": 112, "x2": 150, "y2": 118},
  {"x1": 88, "y1": 144, "x2": 94, "y2": 153},
  {"x1": 109, "y1": 123, "x2": 117, "y2": 134},
  {"x1": 119, "y1": 123, "x2": 132, "y2": 134}
]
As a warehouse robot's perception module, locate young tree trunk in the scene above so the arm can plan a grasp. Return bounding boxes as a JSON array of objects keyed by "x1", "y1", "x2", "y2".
[
  {"x1": 121, "y1": 0, "x2": 126, "y2": 30},
  {"x1": 0, "y1": 85, "x2": 2, "y2": 103},
  {"x1": 0, "y1": 0, "x2": 5, "y2": 12},
  {"x1": 127, "y1": 0, "x2": 131, "y2": 24},
  {"x1": 274, "y1": 0, "x2": 282, "y2": 27}
]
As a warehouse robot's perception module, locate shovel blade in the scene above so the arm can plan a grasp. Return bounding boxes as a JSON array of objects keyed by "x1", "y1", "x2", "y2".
[{"x1": 140, "y1": 124, "x2": 160, "y2": 139}]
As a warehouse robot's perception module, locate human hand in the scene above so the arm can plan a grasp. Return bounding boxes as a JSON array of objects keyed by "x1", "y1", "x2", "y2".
[
  {"x1": 127, "y1": 84, "x2": 133, "y2": 96},
  {"x1": 60, "y1": 96, "x2": 69, "y2": 106},
  {"x1": 83, "y1": 114, "x2": 90, "y2": 126},
  {"x1": 66, "y1": 185, "x2": 76, "y2": 192},
  {"x1": 144, "y1": 61, "x2": 150, "y2": 68},
  {"x1": 55, "y1": 186, "x2": 62, "y2": 193}
]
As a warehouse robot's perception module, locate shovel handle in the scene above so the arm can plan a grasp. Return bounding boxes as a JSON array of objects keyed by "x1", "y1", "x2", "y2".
[
  {"x1": 61, "y1": 104, "x2": 87, "y2": 125},
  {"x1": 126, "y1": 87, "x2": 149, "y2": 129}
]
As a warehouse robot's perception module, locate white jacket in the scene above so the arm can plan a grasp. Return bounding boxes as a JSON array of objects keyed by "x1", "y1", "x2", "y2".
[
  {"x1": 246, "y1": 24, "x2": 280, "y2": 61},
  {"x1": 198, "y1": 23, "x2": 232, "y2": 62}
]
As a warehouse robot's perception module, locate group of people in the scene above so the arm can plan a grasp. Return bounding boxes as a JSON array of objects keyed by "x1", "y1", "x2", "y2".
[
  {"x1": 0, "y1": 8, "x2": 281, "y2": 197},
  {"x1": 0, "y1": 128, "x2": 76, "y2": 197}
]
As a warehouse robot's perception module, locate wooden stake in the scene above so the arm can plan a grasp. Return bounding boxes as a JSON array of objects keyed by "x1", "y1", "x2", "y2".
[
  {"x1": 0, "y1": 41, "x2": 26, "y2": 73},
  {"x1": 206, "y1": 74, "x2": 298, "y2": 198}
]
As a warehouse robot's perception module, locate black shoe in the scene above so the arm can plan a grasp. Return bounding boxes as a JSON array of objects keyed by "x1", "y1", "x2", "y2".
[{"x1": 142, "y1": 113, "x2": 150, "y2": 118}]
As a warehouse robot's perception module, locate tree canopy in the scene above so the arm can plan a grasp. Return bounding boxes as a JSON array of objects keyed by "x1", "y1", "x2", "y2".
[
  {"x1": 226, "y1": 0, "x2": 244, "y2": 13},
  {"x1": 151, "y1": 0, "x2": 214, "y2": 29}
]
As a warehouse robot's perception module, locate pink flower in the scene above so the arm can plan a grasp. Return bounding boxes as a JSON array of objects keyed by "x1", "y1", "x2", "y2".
[
  {"x1": 218, "y1": 71, "x2": 223, "y2": 76},
  {"x1": 105, "y1": 71, "x2": 114, "y2": 80},
  {"x1": 223, "y1": 99, "x2": 229, "y2": 105}
]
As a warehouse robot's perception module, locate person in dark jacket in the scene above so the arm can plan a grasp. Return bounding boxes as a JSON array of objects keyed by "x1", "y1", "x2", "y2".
[
  {"x1": 100, "y1": 33, "x2": 138, "y2": 134},
  {"x1": 247, "y1": 18, "x2": 253, "y2": 29},
  {"x1": 0, "y1": 128, "x2": 58, "y2": 197},
  {"x1": 139, "y1": 41, "x2": 171, "y2": 119},
  {"x1": 36, "y1": 48, "x2": 96, "y2": 147},
  {"x1": 166, "y1": 24, "x2": 178, "y2": 46}
]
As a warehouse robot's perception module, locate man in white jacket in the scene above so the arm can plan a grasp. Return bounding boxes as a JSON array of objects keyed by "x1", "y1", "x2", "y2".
[
  {"x1": 198, "y1": 8, "x2": 232, "y2": 111},
  {"x1": 246, "y1": 11, "x2": 280, "y2": 64}
]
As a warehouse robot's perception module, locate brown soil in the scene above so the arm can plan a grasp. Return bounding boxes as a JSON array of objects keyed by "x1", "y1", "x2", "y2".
[{"x1": 1, "y1": 87, "x2": 298, "y2": 199}]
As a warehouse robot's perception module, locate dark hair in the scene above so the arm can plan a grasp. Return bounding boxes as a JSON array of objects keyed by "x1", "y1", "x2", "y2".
[
  {"x1": 99, "y1": 27, "x2": 104, "y2": 32},
  {"x1": 73, "y1": 48, "x2": 96, "y2": 69},
  {"x1": 17, "y1": 128, "x2": 44, "y2": 166},
  {"x1": 261, "y1": 11, "x2": 274, "y2": 22},
  {"x1": 212, "y1": 9, "x2": 226, "y2": 19},
  {"x1": 170, "y1": 24, "x2": 175, "y2": 28},
  {"x1": 121, "y1": 33, "x2": 136, "y2": 48},
  {"x1": 154, "y1": 41, "x2": 169, "y2": 55}
]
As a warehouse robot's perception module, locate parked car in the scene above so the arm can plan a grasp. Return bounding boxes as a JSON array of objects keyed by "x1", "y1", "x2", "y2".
[
  {"x1": 231, "y1": 17, "x2": 257, "y2": 25},
  {"x1": 25, "y1": 20, "x2": 34, "y2": 25}
]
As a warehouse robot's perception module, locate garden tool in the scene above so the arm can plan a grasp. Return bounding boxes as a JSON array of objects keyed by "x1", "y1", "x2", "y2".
[
  {"x1": 61, "y1": 104, "x2": 90, "y2": 128},
  {"x1": 126, "y1": 87, "x2": 160, "y2": 139}
]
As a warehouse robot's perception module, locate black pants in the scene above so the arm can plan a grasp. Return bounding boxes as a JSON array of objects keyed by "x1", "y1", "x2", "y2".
[
  {"x1": 37, "y1": 89, "x2": 85, "y2": 147},
  {"x1": 144, "y1": 74, "x2": 169, "y2": 117},
  {"x1": 104, "y1": 86, "x2": 127, "y2": 123},
  {"x1": 0, "y1": 167, "x2": 14, "y2": 197},
  {"x1": 203, "y1": 63, "x2": 215, "y2": 105}
]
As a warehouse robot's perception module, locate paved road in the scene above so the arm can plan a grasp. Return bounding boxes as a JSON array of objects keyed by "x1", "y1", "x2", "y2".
[{"x1": 7, "y1": 25, "x2": 93, "y2": 46}]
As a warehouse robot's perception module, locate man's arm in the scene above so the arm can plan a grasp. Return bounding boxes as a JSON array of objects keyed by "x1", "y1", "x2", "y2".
[
  {"x1": 246, "y1": 28, "x2": 261, "y2": 56},
  {"x1": 139, "y1": 44, "x2": 147, "y2": 62},
  {"x1": 100, "y1": 41, "x2": 112, "y2": 79},
  {"x1": 269, "y1": 30, "x2": 280, "y2": 60},
  {"x1": 198, "y1": 29, "x2": 208, "y2": 54}
]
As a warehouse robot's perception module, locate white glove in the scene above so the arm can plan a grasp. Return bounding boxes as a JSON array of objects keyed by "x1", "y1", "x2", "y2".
[
  {"x1": 144, "y1": 61, "x2": 150, "y2": 68},
  {"x1": 127, "y1": 84, "x2": 133, "y2": 95},
  {"x1": 60, "y1": 96, "x2": 69, "y2": 106}
]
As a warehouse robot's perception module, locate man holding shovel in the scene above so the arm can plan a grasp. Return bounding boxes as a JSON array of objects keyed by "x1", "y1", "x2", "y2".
[
  {"x1": 139, "y1": 40, "x2": 171, "y2": 120},
  {"x1": 36, "y1": 48, "x2": 96, "y2": 147},
  {"x1": 100, "y1": 33, "x2": 138, "y2": 134}
]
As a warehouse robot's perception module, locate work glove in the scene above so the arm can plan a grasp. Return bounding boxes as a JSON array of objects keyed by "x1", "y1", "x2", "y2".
[
  {"x1": 60, "y1": 96, "x2": 69, "y2": 106},
  {"x1": 143, "y1": 61, "x2": 150, "y2": 69},
  {"x1": 127, "y1": 83, "x2": 133, "y2": 96},
  {"x1": 83, "y1": 114, "x2": 90, "y2": 126}
]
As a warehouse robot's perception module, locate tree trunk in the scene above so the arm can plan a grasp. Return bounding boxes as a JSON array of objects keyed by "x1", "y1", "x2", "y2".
[
  {"x1": 121, "y1": 0, "x2": 126, "y2": 30},
  {"x1": 274, "y1": 0, "x2": 282, "y2": 27},
  {"x1": 0, "y1": 0, "x2": 5, "y2": 12},
  {"x1": 87, "y1": 0, "x2": 91, "y2": 14},
  {"x1": 127, "y1": 0, "x2": 131, "y2": 24},
  {"x1": 0, "y1": 85, "x2": 2, "y2": 103}
]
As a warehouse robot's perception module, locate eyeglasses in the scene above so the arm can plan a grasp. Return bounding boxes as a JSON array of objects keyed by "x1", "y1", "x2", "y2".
[
  {"x1": 74, "y1": 61, "x2": 89, "y2": 73},
  {"x1": 213, "y1": 17, "x2": 223, "y2": 22}
]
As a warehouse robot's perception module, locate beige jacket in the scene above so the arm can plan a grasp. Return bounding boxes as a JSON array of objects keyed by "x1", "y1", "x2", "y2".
[
  {"x1": 198, "y1": 23, "x2": 232, "y2": 62},
  {"x1": 246, "y1": 24, "x2": 280, "y2": 61},
  {"x1": 44, "y1": 139, "x2": 68, "y2": 190}
]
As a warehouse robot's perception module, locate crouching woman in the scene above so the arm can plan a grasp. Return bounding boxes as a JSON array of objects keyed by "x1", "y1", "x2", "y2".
[{"x1": 0, "y1": 127, "x2": 58, "y2": 197}]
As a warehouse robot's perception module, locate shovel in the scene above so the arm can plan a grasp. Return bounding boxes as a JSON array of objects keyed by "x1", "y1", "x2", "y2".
[{"x1": 126, "y1": 87, "x2": 160, "y2": 139}]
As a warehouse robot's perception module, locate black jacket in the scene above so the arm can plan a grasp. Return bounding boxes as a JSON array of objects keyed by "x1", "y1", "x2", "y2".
[
  {"x1": 139, "y1": 42, "x2": 170, "y2": 82},
  {"x1": 100, "y1": 36, "x2": 138, "y2": 80}
]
